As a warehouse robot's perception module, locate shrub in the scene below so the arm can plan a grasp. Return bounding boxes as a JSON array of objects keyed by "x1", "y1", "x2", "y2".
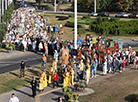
[
  {"x1": 65, "y1": 22, "x2": 82, "y2": 28},
  {"x1": 89, "y1": 20, "x2": 138, "y2": 35},
  {"x1": 55, "y1": 16, "x2": 69, "y2": 20},
  {"x1": 83, "y1": 16, "x2": 91, "y2": 19}
]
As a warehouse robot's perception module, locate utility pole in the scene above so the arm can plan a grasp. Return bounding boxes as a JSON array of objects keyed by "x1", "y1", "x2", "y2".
[
  {"x1": 5, "y1": 0, "x2": 7, "y2": 10},
  {"x1": 54, "y1": 0, "x2": 56, "y2": 12},
  {"x1": 74, "y1": 0, "x2": 77, "y2": 49},
  {"x1": 0, "y1": 0, "x2": 1, "y2": 23},
  {"x1": 94, "y1": 0, "x2": 96, "y2": 13},
  {"x1": 2, "y1": 0, "x2": 4, "y2": 15}
]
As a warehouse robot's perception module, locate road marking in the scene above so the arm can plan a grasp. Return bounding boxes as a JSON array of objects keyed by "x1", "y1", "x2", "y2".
[
  {"x1": 37, "y1": 88, "x2": 61, "y2": 97},
  {"x1": 35, "y1": 88, "x2": 61, "y2": 102}
]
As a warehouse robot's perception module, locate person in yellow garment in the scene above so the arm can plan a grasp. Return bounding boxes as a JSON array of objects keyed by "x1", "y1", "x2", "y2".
[
  {"x1": 39, "y1": 75, "x2": 44, "y2": 92},
  {"x1": 63, "y1": 69, "x2": 70, "y2": 87},
  {"x1": 85, "y1": 66, "x2": 90, "y2": 85},
  {"x1": 80, "y1": 60, "x2": 84, "y2": 71},
  {"x1": 86, "y1": 62, "x2": 91, "y2": 79},
  {"x1": 70, "y1": 68, "x2": 75, "y2": 85},
  {"x1": 49, "y1": 66, "x2": 54, "y2": 84},
  {"x1": 42, "y1": 70, "x2": 47, "y2": 88},
  {"x1": 52, "y1": 61, "x2": 57, "y2": 72}
]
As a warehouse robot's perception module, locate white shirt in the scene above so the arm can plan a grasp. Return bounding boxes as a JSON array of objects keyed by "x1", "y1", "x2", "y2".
[{"x1": 9, "y1": 97, "x2": 19, "y2": 102}]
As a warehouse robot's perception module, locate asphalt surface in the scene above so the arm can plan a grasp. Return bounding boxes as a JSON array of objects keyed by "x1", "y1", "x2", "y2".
[{"x1": 0, "y1": 52, "x2": 42, "y2": 74}]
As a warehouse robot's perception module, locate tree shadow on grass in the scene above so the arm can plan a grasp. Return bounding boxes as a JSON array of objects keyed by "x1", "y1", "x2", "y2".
[{"x1": 124, "y1": 94, "x2": 135, "y2": 102}]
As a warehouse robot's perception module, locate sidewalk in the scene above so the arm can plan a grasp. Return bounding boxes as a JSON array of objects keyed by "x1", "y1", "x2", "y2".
[{"x1": 1, "y1": 65, "x2": 132, "y2": 102}]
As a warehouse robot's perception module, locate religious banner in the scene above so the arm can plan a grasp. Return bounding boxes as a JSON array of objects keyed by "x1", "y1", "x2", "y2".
[
  {"x1": 98, "y1": 35, "x2": 103, "y2": 39},
  {"x1": 115, "y1": 43, "x2": 119, "y2": 48},
  {"x1": 76, "y1": 50, "x2": 82, "y2": 61},
  {"x1": 62, "y1": 49, "x2": 69, "y2": 64},
  {"x1": 113, "y1": 38, "x2": 118, "y2": 43},
  {"x1": 111, "y1": 47, "x2": 116, "y2": 54},
  {"x1": 86, "y1": 34, "x2": 90, "y2": 42},
  {"x1": 99, "y1": 45, "x2": 104, "y2": 52},
  {"x1": 101, "y1": 38, "x2": 105, "y2": 45},
  {"x1": 116, "y1": 46, "x2": 119, "y2": 52},
  {"x1": 99, "y1": 51, "x2": 105, "y2": 64},
  {"x1": 109, "y1": 41, "x2": 115, "y2": 48},
  {"x1": 118, "y1": 40, "x2": 123, "y2": 49},
  {"x1": 92, "y1": 37, "x2": 97, "y2": 44},
  {"x1": 106, "y1": 48, "x2": 111, "y2": 55},
  {"x1": 77, "y1": 39, "x2": 82, "y2": 45},
  {"x1": 105, "y1": 40, "x2": 110, "y2": 49}
]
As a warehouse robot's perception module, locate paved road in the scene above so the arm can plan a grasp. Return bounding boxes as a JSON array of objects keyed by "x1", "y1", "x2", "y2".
[{"x1": 0, "y1": 52, "x2": 42, "y2": 74}]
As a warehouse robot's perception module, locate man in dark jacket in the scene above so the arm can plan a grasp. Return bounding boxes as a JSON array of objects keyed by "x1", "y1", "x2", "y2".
[
  {"x1": 113, "y1": 58, "x2": 119, "y2": 74},
  {"x1": 30, "y1": 77, "x2": 37, "y2": 98},
  {"x1": 20, "y1": 61, "x2": 26, "y2": 78}
]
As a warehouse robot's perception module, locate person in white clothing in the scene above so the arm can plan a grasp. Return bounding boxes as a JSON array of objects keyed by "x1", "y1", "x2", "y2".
[
  {"x1": 103, "y1": 59, "x2": 107, "y2": 75},
  {"x1": 85, "y1": 66, "x2": 90, "y2": 85},
  {"x1": 9, "y1": 93, "x2": 19, "y2": 102}
]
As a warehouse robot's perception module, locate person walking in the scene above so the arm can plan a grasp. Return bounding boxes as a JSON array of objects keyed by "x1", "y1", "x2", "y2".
[
  {"x1": 19, "y1": 61, "x2": 26, "y2": 78},
  {"x1": 41, "y1": 54, "x2": 47, "y2": 69},
  {"x1": 30, "y1": 77, "x2": 37, "y2": 98},
  {"x1": 9, "y1": 93, "x2": 19, "y2": 102},
  {"x1": 53, "y1": 72, "x2": 59, "y2": 88},
  {"x1": 103, "y1": 59, "x2": 107, "y2": 76},
  {"x1": 85, "y1": 66, "x2": 90, "y2": 85}
]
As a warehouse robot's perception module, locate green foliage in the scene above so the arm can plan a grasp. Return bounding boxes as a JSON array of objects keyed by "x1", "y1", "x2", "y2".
[
  {"x1": 78, "y1": 28, "x2": 86, "y2": 34},
  {"x1": 75, "y1": 0, "x2": 138, "y2": 12},
  {"x1": 62, "y1": 87, "x2": 72, "y2": 93},
  {"x1": 63, "y1": 87, "x2": 79, "y2": 102},
  {"x1": 89, "y1": 19, "x2": 138, "y2": 35},
  {"x1": 0, "y1": 3, "x2": 14, "y2": 42},
  {"x1": 2, "y1": 3, "x2": 14, "y2": 23},
  {"x1": 0, "y1": 23, "x2": 7, "y2": 42}
]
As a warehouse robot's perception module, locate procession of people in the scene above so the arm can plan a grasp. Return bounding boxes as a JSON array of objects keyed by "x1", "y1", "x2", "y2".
[{"x1": 3, "y1": 6, "x2": 138, "y2": 99}]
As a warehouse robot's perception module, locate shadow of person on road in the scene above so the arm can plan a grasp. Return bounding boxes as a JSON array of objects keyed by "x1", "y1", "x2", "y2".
[
  {"x1": 9, "y1": 72, "x2": 19, "y2": 77},
  {"x1": 12, "y1": 88, "x2": 32, "y2": 97},
  {"x1": 52, "y1": 91, "x2": 63, "y2": 96}
]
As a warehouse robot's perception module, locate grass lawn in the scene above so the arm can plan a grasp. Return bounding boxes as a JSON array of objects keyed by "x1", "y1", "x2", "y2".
[
  {"x1": 79, "y1": 69, "x2": 138, "y2": 102},
  {"x1": 0, "y1": 64, "x2": 51, "y2": 95},
  {"x1": 39, "y1": 13, "x2": 138, "y2": 41}
]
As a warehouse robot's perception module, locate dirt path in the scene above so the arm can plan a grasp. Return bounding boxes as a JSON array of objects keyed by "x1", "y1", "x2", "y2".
[{"x1": 79, "y1": 69, "x2": 138, "y2": 102}]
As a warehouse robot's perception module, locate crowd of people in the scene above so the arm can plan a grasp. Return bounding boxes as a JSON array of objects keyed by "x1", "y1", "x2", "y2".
[{"x1": 5, "y1": 6, "x2": 138, "y2": 101}]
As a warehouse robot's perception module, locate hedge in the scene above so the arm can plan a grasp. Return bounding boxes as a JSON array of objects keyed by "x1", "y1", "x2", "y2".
[{"x1": 89, "y1": 17, "x2": 138, "y2": 35}]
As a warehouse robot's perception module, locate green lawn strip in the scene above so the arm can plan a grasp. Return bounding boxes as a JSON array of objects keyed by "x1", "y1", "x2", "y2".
[{"x1": 0, "y1": 79, "x2": 30, "y2": 94}]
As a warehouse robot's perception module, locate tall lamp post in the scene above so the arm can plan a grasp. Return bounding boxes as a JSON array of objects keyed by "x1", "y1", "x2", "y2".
[
  {"x1": 74, "y1": 0, "x2": 77, "y2": 49},
  {"x1": 94, "y1": 0, "x2": 96, "y2": 13},
  {"x1": 54, "y1": 0, "x2": 56, "y2": 12}
]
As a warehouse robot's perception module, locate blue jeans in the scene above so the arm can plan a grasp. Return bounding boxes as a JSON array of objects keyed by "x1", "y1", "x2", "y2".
[
  {"x1": 92, "y1": 70, "x2": 96, "y2": 77},
  {"x1": 42, "y1": 61, "x2": 46, "y2": 69}
]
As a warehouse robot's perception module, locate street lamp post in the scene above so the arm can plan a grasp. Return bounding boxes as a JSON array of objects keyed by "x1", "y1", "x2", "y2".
[
  {"x1": 94, "y1": 0, "x2": 96, "y2": 13},
  {"x1": 2, "y1": 0, "x2": 4, "y2": 15},
  {"x1": 0, "y1": 0, "x2": 1, "y2": 23},
  {"x1": 54, "y1": 0, "x2": 56, "y2": 12},
  {"x1": 74, "y1": 0, "x2": 77, "y2": 49}
]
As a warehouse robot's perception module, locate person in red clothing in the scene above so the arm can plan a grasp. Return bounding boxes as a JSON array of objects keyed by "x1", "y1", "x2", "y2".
[
  {"x1": 123, "y1": 57, "x2": 127, "y2": 70},
  {"x1": 53, "y1": 72, "x2": 59, "y2": 88}
]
